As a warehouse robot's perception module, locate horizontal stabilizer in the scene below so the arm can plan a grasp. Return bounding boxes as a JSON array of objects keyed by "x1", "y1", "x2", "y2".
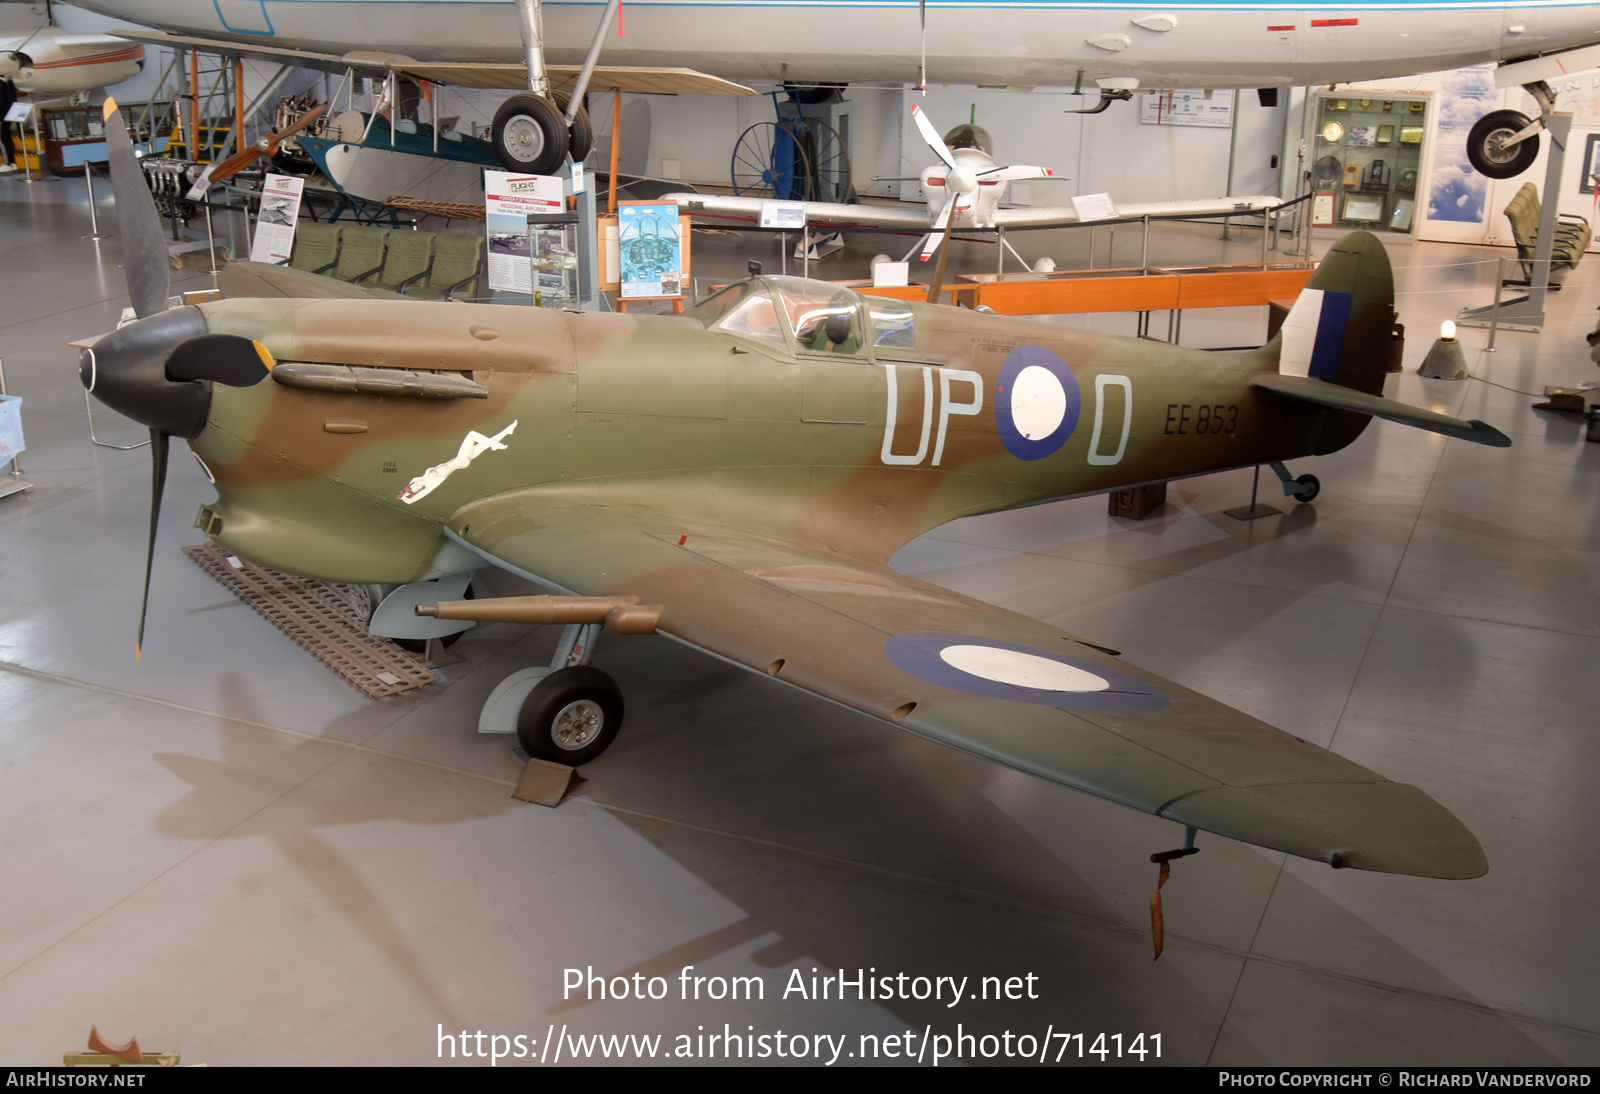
[{"x1": 1250, "y1": 372, "x2": 1512, "y2": 448}]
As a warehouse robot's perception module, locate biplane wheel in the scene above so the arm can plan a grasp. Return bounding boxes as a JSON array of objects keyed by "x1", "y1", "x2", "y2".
[
  {"x1": 1467, "y1": 110, "x2": 1539, "y2": 180},
  {"x1": 517, "y1": 666, "x2": 624, "y2": 766},
  {"x1": 491, "y1": 93, "x2": 570, "y2": 175},
  {"x1": 1293, "y1": 474, "x2": 1321, "y2": 503},
  {"x1": 554, "y1": 92, "x2": 594, "y2": 164}
]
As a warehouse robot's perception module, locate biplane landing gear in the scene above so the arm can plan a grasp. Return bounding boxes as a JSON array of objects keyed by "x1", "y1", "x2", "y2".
[
  {"x1": 1467, "y1": 109, "x2": 1541, "y2": 180},
  {"x1": 517, "y1": 665, "x2": 624, "y2": 765},
  {"x1": 490, "y1": 93, "x2": 570, "y2": 175}
]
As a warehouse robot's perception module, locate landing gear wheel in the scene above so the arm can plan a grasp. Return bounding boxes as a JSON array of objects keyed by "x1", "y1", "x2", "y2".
[
  {"x1": 554, "y1": 92, "x2": 593, "y2": 163},
  {"x1": 1467, "y1": 110, "x2": 1540, "y2": 180},
  {"x1": 491, "y1": 93, "x2": 570, "y2": 174},
  {"x1": 517, "y1": 665, "x2": 624, "y2": 766},
  {"x1": 1293, "y1": 474, "x2": 1321, "y2": 503}
]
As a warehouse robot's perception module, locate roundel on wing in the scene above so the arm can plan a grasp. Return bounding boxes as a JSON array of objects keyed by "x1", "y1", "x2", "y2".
[
  {"x1": 995, "y1": 345, "x2": 1082, "y2": 461},
  {"x1": 884, "y1": 632, "x2": 1168, "y2": 713}
]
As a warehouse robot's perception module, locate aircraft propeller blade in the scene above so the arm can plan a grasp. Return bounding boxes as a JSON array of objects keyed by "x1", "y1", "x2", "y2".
[
  {"x1": 135, "y1": 428, "x2": 169, "y2": 663},
  {"x1": 980, "y1": 165, "x2": 1057, "y2": 182},
  {"x1": 186, "y1": 103, "x2": 327, "y2": 199},
  {"x1": 911, "y1": 102, "x2": 957, "y2": 171},
  {"x1": 920, "y1": 195, "x2": 956, "y2": 262},
  {"x1": 101, "y1": 98, "x2": 170, "y2": 320}
]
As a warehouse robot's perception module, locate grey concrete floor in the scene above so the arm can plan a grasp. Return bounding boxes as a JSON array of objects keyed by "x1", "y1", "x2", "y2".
[{"x1": 1, "y1": 172, "x2": 1597, "y2": 1067}]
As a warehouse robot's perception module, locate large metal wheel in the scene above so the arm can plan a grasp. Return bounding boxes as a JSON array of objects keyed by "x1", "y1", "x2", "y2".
[
  {"x1": 1467, "y1": 109, "x2": 1540, "y2": 180},
  {"x1": 731, "y1": 122, "x2": 811, "y2": 201},
  {"x1": 516, "y1": 665, "x2": 624, "y2": 766},
  {"x1": 803, "y1": 118, "x2": 852, "y2": 204},
  {"x1": 554, "y1": 92, "x2": 594, "y2": 163},
  {"x1": 491, "y1": 93, "x2": 570, "y2": 174}
]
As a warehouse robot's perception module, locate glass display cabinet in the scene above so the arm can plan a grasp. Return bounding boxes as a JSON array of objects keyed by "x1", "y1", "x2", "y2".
[{"x1": 1311, "y1": 93, "x2": 1429, "y2": 236}]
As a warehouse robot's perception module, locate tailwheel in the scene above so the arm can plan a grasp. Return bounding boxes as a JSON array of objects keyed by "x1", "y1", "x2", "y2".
[
  {"x1": 491, "y1": 93, "x2": 570, "y2": 174},
  {"x1": 517, "y1": 665, "x2": 624, "y2": 766},
  {"x1": 1293, "y1": 474, "x2": 1321, "y2": 503}
]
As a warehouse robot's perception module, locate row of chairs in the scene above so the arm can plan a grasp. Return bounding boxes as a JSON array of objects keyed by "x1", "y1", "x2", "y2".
[
  {"x1": 1502, "y1": 181, "x2": 1592, "y2": 289},
  {"x1": 289, "y1": 224, "x2": 485, "y2": 301}
]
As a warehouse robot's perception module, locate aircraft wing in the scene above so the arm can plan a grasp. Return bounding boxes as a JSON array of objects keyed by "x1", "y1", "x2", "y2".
[
  {"x1": 667, "y1": 192, "x2": 932, "y2": 232},
  {"x1": 112, "y1": 30, "x2": 751, "y2": 97},
  {"x1": 446, "y1": 495, "x2": 1486, "y2": 880},
  {"x1": 217, "y1": 261, "x2": 402, "y2": 301},
  {"x1": 994, "y1": 194, "x2": 1285, "y2": 229}
]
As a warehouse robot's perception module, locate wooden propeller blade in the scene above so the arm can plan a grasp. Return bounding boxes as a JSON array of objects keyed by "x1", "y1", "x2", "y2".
[
  {"x1": 88, "y1": 1026, "x2": 144, "y2": 1064},
  {"x1": 209, "y1": 103, "x2": 327, "y2": 184}
]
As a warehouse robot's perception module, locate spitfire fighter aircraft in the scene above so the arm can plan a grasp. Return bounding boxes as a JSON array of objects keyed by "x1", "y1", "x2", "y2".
[
  {"x1": 669, "y1": 103, "x2": 1283, "y2": 264},
  {"x1": 85, "y1": 101, "x2": 1509, "y2": 898}
]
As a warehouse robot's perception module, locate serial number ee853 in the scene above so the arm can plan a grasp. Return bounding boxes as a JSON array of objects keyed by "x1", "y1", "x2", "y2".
[{"x1": 1164, "y1": 403, "x2": 1239, "y2": 436}]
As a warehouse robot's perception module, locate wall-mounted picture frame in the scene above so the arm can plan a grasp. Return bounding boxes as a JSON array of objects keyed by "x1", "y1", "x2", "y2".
[
  {"x1": 1581, "y1": 133, "x2": 1600, "y2": 195},
  {"x1": 1312, "y1": 191, "x2": 1337, "y2": 227},
  {"x1": 1343, "y1": 193, "x2": 1384, "y2": 222}
]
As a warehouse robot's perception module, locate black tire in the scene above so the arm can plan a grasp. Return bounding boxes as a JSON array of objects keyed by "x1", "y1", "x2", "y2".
[
  {"x1": 554, "y1": 93, "x2": 594, "y2": 163},
  {"x1": 1467, "y1": 110, "x2": 1540, "y2": 180},
  {"x1": 1293, "y1": 473, "x2": 1321, "y2": 503},
  {"x1": 517, "y1": 665, "x2": 624, "y2": 766},
  {"x1": 491, "y1": 93, "x2": 570, "y2": 174}
]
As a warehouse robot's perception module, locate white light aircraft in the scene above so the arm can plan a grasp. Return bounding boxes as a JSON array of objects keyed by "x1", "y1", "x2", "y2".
[
  {"x1": 67, "y1": 0, "x2": 1600, "y2": 177},
  {"x1": 0, "y1": 25, "x2": 144, "y2": 96},
  {"x1": 668, "y1": 103, "x2": 1282, "y2": 264}
]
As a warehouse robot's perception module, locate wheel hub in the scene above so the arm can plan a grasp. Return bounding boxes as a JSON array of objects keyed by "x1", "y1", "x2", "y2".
[
  {"x1": 1483, "y1": 129, "x2": 1522, "y2": 165},
  {"x1": 550, "y1": 699, "x2": 603, "y2": 750},
  {"x1": 503, "y1": 115, "x2": 546, "y2": 163}
]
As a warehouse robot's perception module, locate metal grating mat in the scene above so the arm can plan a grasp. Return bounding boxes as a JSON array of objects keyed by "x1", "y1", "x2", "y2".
[{"x1": 184, "y1": 542, "x2": 441, "y2": 699}]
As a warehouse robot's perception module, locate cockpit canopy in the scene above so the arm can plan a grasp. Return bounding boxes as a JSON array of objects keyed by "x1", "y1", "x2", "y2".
[
  {"x1": 943, "y1": 123, "x2": 993, "y2": 156},
  {"x1": 689, "y1": 276, "x2": 917, "y2": 355}
]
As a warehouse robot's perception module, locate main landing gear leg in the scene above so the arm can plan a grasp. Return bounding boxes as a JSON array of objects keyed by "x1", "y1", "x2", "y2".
[
  {"x1": 479, "y1": 622, "x2": 626, "y2": 765},
  {"x1": 1269, "y1": 460, "x2": 1320, "y2": 503}
]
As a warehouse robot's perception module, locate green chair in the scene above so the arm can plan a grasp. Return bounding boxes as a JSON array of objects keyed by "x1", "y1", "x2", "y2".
[
  {"x1": 1502, "y1": 182, "x2": 1590, "y2": 290},
  {"x1": 331, "y1": 226, "x2": 390, "y2": 284},
  {"x1": 364, "y1": 229, "x2": 435, "y2": 292},
  {"x1": 407, "y1": 232, "x2": 484, "y2": 300},
  {"x1": 290, "y1": 223, "x2": 342, "y2": 274}
]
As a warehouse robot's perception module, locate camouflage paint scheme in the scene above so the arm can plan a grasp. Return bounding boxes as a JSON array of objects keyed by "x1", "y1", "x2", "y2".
[{"x1": 101, "y1": 232, "x2": 1501, "y2": 880}]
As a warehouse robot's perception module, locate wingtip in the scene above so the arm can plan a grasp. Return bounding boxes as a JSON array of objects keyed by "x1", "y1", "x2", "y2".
[{"x1": 1468, "y1": 420, "x2": 1514, "y2": 448}]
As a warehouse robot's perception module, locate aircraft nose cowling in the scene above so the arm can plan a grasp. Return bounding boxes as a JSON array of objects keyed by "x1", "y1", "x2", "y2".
[{"x1": 80, "y1": 306, "x2": 212, "y2": 440}]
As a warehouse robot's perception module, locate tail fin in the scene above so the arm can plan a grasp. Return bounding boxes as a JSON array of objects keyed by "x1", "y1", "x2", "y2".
[
  {"x1": 1276, "y1": 230, "x2": 1395, "y2": 396},
  {"x1": 1257, "y1": 231, "x2": 1511, "y2": 451}
]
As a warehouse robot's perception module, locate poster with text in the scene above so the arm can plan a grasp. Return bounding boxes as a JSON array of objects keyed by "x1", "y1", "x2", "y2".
[
  {"x1": 485, "y1": 170, "x2": 564, "y2": 294},
  {"x1": 249, "y1": 174, "x2": 305, "y2": 265},
  {"x1": 1427, "y1": 66, "x2": 1494, "y2": 225},
  {"x1": 1140, "y1": 90, "x2": 1233, "y2": 128},
  {"x1": 617, "y1": 202, "x2": 683, "y2": 299}
]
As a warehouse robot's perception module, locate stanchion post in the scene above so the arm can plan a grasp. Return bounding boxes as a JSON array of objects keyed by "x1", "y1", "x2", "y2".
[
  {"x1": 82, "y1": 162, "x2": 111, "y2": 240},
  {"x1": 1486, "y1": 256, "x2": 1505, "y2": 352}
]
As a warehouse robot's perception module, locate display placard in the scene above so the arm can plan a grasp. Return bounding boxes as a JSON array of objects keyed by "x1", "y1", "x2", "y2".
[
  {"x1": 760, "y1": 201, "x2": 807, "y2": 229},
  {"x1": 1071, "y1": 192, "x2": 1118, "y2": 222},
  {"x1": 485, "y1": 170, "x2": 564, "y2": 294},
  {"x1": 4, "y1": 102, "x2": 32, "y2": 124},
  {"x1": 1140, "y1": 89, "x2": 1234, "y2": 128},
  {"x1": 249, "y1": 174, "x2": 305, "y2": 265},
  {"x1": 617, "y1": 201, "x2": 684, "y2": 299}
]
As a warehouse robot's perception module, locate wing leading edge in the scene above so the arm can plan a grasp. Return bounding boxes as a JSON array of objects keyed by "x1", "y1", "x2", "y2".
[{"x1": 447, "y1": 492, "x2": 1485, "y2": 880}]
